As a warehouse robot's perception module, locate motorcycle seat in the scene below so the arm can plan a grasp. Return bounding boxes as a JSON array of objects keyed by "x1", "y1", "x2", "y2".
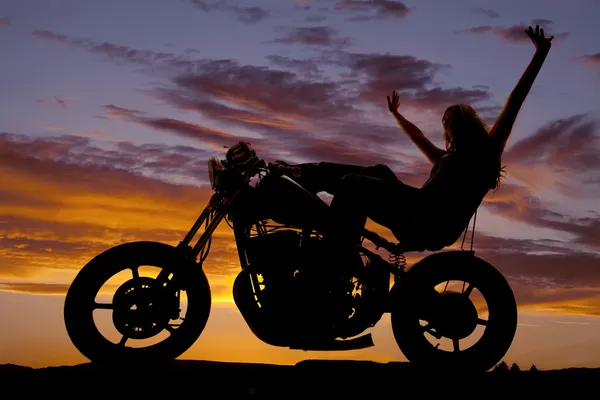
[{"x1": 395, "y1": 242, "x2": 426, "y2": 253}]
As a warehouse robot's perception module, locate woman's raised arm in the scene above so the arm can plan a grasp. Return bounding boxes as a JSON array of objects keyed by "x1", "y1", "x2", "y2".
[
  {"x1": 489, "y1": 25, "x2": 554, "y2": 153},
  {"x1": 387, "y1": 90, "x2": 446, "y2": 164}
]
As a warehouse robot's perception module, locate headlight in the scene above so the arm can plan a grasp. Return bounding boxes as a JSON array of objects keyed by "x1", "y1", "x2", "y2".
[{"x1": 207, "y1": 156, "x2": 224, "y2": 190}]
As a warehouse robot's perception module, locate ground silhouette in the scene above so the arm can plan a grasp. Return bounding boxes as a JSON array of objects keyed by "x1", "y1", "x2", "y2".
[{"x1": 1, "y1": 359, "x2": 597, "y2": 397}]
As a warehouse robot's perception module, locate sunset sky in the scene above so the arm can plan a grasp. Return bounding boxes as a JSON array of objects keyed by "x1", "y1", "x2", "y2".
[{"x1": 1, "y1": 0, "x2": 600, "y2": 370}]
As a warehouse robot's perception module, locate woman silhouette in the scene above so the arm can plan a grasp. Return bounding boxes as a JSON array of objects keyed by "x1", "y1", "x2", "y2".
[{"x1": 275, "y1": 25, "x2": 554, "y2": 256}]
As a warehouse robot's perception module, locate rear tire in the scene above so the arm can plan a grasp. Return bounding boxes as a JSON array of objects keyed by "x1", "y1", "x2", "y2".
[
  {"x1": 64, "y1": 241, "x2": 211, "y2": 364},
  {"x1": 390, "y1": 251, "x2": 517, "y2": 373}
]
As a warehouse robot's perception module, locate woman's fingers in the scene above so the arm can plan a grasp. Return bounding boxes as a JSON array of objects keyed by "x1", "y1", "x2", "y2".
[{"x1": 387, "y1": 90, "x2": 400, "y2": 110}]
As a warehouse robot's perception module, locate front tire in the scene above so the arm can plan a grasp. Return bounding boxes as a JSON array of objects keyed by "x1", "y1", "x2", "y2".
[
  {"x1": 390, "y1": 251, "x2": 517, "y2": 373},
  {"x1": 64, "y1": 241, "x2": 211, "y2": 364}
]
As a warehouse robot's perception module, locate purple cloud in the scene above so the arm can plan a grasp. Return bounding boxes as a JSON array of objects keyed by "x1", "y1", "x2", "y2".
[
  {"x1": 189, "y1": 0, "x2": 271, "y2": 24},
  {"x1": 472, "y1": 7, "x2": 500, "y2": 19},
  {"x1": 334, "y1": 0, "x2": 411, "y2": 20},
  {"x1": 455, "y1": 21, "x2": 570, "y2": 44},
  {"x1": 575, "y1": 53, "x2": 600, "y2": 67},
  {"x1": 271, "y1": 26, "x2": 352, "y2": 48}
]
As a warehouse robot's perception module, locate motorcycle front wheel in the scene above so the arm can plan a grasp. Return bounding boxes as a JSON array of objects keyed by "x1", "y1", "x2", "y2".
[{"x1": 64, "y1": 241, "x2": 211, "y2": 364}]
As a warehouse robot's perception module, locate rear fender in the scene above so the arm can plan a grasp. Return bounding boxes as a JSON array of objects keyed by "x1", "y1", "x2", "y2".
[{"x1": 389, "y1": 250, "x2": 477, "y2": 302}]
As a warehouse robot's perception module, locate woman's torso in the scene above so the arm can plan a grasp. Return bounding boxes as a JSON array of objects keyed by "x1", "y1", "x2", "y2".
[{"x1": 418, "y1": 148, "x2": 496, "y2": 239}]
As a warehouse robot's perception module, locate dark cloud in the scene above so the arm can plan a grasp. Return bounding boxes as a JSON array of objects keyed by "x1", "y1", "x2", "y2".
[
  {"x1": 31, "y1": 30, "x2": 69, "y2": 42},
  {"x1": 149, "y1": 88, "x2": 307, "y2": 138},
  {"x1": 104, "y1": 104, "x2": 144, "y2": 117},
  {"x1": 31, "y1": 30, "x2": 189, "y2": 72},
  {"x1": 576, "y1": 53, "x2": 600, "y2": 67},
  {"x1": 0, "y1": 282, "x2": 71, "y2": 295},
  {"x1": 405, "y1": 229, "x2": 600, "y2": 312},
  {"x1": 54, "y1": 96, "x2": 67, "y2": 109},
  {"x1": 0, "y1": 131, "x2": 214, "y2": 188},
  {"x1": 503, "y1": 114, "x2": 599, "y2": 171},
  {"x1": 271, "y1": 26, "x2": 352, "y2": 48},
  {"x1": 31, "y1": 28, "x2": 496, "y2": 118},
  {"x1": 189, "y1": 0, "x2": 271, "y2": 24},
  {"x1": 472, "y1": 7, "x2": 500, "y2": 19},
  {"x1": 29, "y1": 29, "x2": 496, "y2": 177},
  {"x1": 295, "y1": 3, "x2": 311, "y2": 12},
  {"x1": 333, "y1": 0, "x2": 411, "y2": 21},
  {"x1": 432, "y1": 228, "x2": 600, "y2": 312},
  {"x1": 484, "y1": 191, "x2": 600, "y2": 249},
  {"x1": 32, "y1": 96, "x2": 70, "y2": 110},
  {"x1": 485, "y1": 252, "x2": 600, "y2": 289},
  {"x1": 101, "y1": 103, "x2": 254, "y2": 149},
  {"x1": 305, "y1": 15, "x2": 328, "y2": 23},
  {"x1": 265, "y1": 55, "x2": 323, "y2": 78},
  {"x1": 501, "y1": 113, "x2": 600, "y2": 197},
  {"x1": 146, "y1": 53, "x2": 460, "y2": 167},
  {"x1": 170, "y1": 59, "x2": 354, "y2": 120},
  {"x1": 20, "y1": 22, "x2": 600, "y2": 316},
  {"x1": 0, "y1": 132, "x2": 243, "y2": 280},
  {"x1": 478, "y1": 251, "x2": 600, "y2": 311},
  {"x1": 531, "y1": 18, "x2": 554, "y2": 26},
  {"x1": 477, "y1": 156, "x2": 600, "y2": 250},
  {"x1": 0, "y1": 277, "x2": 235, "y2": 297},
  {"x1": 325, "y1": 51, "x2": 493, "y2": 113},
  {"x1": 454, "y1": 21, "x2": 570, "y2": 44},
  {"x1": 137, "y1": 118, "x2": 242, "y2": 145}
]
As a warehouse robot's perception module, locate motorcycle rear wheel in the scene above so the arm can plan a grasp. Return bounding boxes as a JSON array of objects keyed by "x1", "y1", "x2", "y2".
[
  {"x1": 64, "y1": 241, "x2": 211, "y2": 364},
  {"x1": 390, "y1": 251, "x2": 517, "y2": 373}
]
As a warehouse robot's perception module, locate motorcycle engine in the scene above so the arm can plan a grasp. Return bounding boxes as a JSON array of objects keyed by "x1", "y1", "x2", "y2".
[
  {"x1": 243, "y1": 230, "x2": 339, "y2": 321},
  {"x1": 244, "y1": 229, "x2": 303, "y2": 303}
]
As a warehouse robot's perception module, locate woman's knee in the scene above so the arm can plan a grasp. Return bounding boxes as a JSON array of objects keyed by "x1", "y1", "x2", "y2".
[
  {"x1": 339, "y1": 173, "x2": 364, "y2": 187},
  {"x1": 360, "y1": 164, "x2": 397, "y2": 180},
  {"x1": 336, "y1": 173, "x2": 376, "y2": 200}
]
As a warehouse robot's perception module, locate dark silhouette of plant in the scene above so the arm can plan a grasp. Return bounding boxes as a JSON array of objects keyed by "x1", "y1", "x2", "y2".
[
  {"x1": 493, "y1": 361, "x2": 510, "y2": 372},
  {"x1": 529, "y1": 364, "x2": 539, "y2": 372},
  {"x1": 510, "y1": 363, "x2": 521, "y2": 372}
]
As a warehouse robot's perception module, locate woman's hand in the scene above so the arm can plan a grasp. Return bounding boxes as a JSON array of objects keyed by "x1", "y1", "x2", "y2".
[
  {"x1": 525, "y1": 25, "x2": 553, "y2": 53},
  {"x1": 387, "y1": 90, "x2": 400, "y2": 114}
]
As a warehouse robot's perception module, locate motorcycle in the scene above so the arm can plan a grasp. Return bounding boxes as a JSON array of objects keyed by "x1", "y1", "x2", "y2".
[{"x1": 63, "y1": 141, "x2": 518, "y2": 373}]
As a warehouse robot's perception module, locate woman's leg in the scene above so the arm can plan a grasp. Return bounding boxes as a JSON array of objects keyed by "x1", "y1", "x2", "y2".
[
  {"x1": 327, "y1": 172, "x2": 420, "y2": 255},
  {"x1": 277, "y1": 161, "x2": 398, "y2": 195}
]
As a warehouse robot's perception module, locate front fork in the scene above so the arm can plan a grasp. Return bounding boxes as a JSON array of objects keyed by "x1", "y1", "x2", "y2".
[
  {"x1": 156, "y1": 190, "x2": 241, "y2": 318},
  {"x1": 177, "y1": 191, "x2": 240, "y2": 260}
]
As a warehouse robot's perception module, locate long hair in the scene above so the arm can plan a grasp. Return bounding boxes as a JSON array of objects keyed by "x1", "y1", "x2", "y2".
[{"x1": 443, "y1": 104, "x2": 505, "y2": 190}]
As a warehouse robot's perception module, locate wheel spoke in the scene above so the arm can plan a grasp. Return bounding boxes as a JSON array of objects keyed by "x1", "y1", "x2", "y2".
[
  {"x1": 131, "y1": 266, "x2": 140, "y2": 279},
  {"x1": 156, "y1": 268, "x2": 172, "y2": 287},
  {"x1": 453, "y1": 339, "x2": 460, "y2": 352},
  {"x1": 118, "y1": 335, "x2": 128, "y2": 346},
  {"x1": 421, "y1": 323, "x2": 442, "y2": 339},
  {"x1": 477, "y1": 318, "x2": 488, "y2": 326},
  {"x1": 463, "y1": 283, "x2": 474, "y2": 298},
  {"x1": 94, "y1": 302, "x2": 113, "y2": 310},
  {"x1": 420, "y1": 323, "x2": 432, "y2": 334}
]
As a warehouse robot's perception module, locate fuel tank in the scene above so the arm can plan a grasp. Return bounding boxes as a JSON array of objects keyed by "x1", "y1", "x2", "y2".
[{"x1": 254, "y1": 173, "x2": 331, "y2": 230}]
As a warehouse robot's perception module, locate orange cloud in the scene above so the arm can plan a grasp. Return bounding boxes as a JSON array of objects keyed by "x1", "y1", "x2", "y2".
[
  {"x1": 0, "y1": 134, "x2": 240, "y2": 286},
  {"x1": 3, "y1": 129, "x2": 600, "y2": 316},
  {"x1": 526, "y1": 295, "x2": 600, "y2": 317}
]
